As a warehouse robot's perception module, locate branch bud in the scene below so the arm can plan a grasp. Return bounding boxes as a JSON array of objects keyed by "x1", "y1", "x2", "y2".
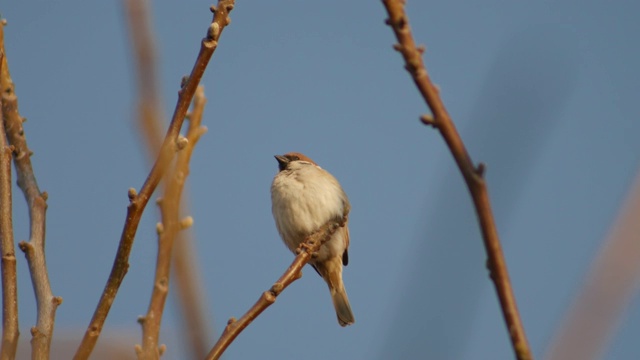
[
  {"x1": 128, "y1": 188, "x2": 137, "y2": 201},
  {"x1": 476, "y1": 162, "x2": 486, "y2": 177},
  {"x1": 180, "y1": 75, "x2": 190, "y2": 89},
  {"x1": 180, "y1": 216, "x2": 194, "y2": 230},
  {"x1": 208, "y1": 22, "x2": 220, "y2": 40},
  {"x1": 176, "y1": 136, "x2": 189, "y2": 151},
  {"x1": 420, "y1": 114, "x2": 437, "y2": 127}
]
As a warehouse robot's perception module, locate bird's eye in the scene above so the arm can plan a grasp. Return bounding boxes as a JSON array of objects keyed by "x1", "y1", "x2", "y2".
[{"x1": 291, "y1": 155, "x2": 300, "y2": 161}]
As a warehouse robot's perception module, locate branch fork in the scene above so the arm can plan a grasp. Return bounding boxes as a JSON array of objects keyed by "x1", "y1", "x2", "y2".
[{"x1": 74, "y1": 2, "x2": 234, "y2": 358}]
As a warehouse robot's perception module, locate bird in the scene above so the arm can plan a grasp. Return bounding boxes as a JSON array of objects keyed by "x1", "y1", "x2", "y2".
[{"x1": 271, "y1": 152, "x2": 355, "y2": 326}]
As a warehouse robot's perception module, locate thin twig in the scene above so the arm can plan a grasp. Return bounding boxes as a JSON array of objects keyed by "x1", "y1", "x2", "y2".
[
  {"x1": 73, "y1": 3, "x2": 235, "y2": 359},
  {"x1": 137, "y1": 86, "x2": 207, "y2": 359},
  {"x1": 124, "y1": 1, "x2": 213, "y2": 357},
  {"x1": 381, "y1": 1, "x2": 532, "y2": 359},
  {"x1": 1, "y1": 19, "x2": 63, "y2": 360},
  {"x1": 0, "y1": 50, "x2": 20, "y2": 360},
  {"x1": 205, "y1": 217, "x2": 347, "y2": 360}
]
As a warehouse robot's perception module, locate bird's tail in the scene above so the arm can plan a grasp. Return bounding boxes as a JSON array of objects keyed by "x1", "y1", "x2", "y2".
[{"x1": 317, "y1": 257, "x2": 355, "y2": 327}]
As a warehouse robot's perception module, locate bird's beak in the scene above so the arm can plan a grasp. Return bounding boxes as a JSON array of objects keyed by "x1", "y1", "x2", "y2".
[{"x1": 274, "y1": 155, "x2": 289, "y2": 171}]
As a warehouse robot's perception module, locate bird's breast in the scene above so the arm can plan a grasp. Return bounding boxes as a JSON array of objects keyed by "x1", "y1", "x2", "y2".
[{"x1": 271, "y1": 168, "x2": 346, "y2": 251}]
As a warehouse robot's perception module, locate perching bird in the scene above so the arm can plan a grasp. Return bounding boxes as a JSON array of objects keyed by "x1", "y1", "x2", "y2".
[{"x1": 271, "y1": 152, "x2": 354, "y2": 326}]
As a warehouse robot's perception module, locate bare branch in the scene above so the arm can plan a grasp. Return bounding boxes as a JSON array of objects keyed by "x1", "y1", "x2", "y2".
[
  {"x1": 136, "y1": 86, "x2": 207, "y2": 359},
  {"x1": 73, "y1": 2, "x2": 234, "y2": 359},
  {"x1": 205, "y1": 217, "x2": 347, "y2": 360},
  {"x1": 0, "y1": 49, "x2": 20, "y2": 360},
  {"x1": 1, "y1": 19, "x2": 62, "y2": 360},
  {"x1": 381, "y1": 1, "x2": 533, "y2": 359},
  {"x1": 124, "y1": 1, "x2": 214, "y2": 357}
]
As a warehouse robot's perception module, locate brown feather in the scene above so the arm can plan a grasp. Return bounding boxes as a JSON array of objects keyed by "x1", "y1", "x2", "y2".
[{"x1": 313, "y1": 256, "x2": 355, "y2": 326}]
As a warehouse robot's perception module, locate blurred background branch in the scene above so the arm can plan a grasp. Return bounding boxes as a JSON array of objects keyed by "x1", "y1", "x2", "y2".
[{"x1": 546, "y1": 171, "x2": 640, "y2": 359}]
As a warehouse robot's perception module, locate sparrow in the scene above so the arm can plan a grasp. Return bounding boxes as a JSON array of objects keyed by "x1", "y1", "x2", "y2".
[{"x1": 271, "y1": 152, "x2": 355, "y2": 326}]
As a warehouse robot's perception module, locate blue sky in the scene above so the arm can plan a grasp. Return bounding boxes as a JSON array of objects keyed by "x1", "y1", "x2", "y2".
[{"x1": 3, "y1": 1, "x2": 640, "y2": 359}]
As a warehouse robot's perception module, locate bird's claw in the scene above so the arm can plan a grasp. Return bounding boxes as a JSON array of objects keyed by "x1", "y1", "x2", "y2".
[{"x1": 299, "y1": 241, "x2": 316, "y2": 253}]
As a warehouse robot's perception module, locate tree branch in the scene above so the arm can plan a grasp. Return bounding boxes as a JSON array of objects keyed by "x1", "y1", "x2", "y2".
[
  {"x1": 0, "y1": 49, "x2": 20, "y2": 360},
  {"x1": 381, "y1": 1, "x2": 533, "y2": 359},
  {"x1": 73, "y1": 2, "x2": 234, "y2": 359},
  {"x1": 136, "y1": 86, "x2": 207, "y2": 359},
  {"x1": 1, "y1": 19, "x2": 63, "y2": 360},
  {"x1": 124, "y1": 1, "x2": 214, "y2": 357},
  {"x1": 205, "y1": 217, "x2": 347, "y2": 360}
]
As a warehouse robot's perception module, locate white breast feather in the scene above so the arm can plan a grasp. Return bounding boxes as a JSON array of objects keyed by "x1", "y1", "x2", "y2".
[{"x1": 271, "y1": 162, "x2": 348, "y2": 261}]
